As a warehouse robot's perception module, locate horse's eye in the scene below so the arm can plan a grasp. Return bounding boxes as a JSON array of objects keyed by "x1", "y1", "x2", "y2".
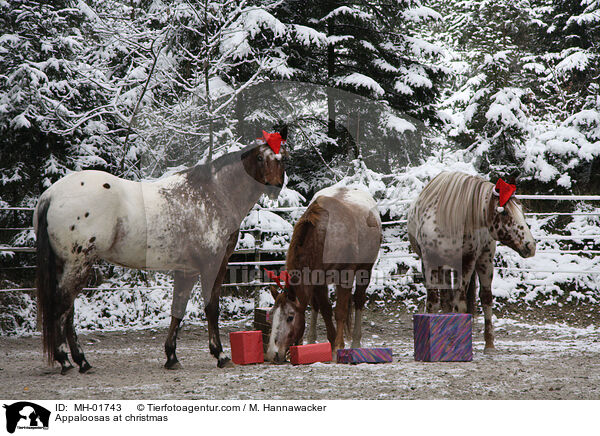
[
  {"x1": 257, "y1": 155, "x2": 263, "y2": 162},
  {"x1": 286, "y1": 316, "x2": 294, "y2": 323}
]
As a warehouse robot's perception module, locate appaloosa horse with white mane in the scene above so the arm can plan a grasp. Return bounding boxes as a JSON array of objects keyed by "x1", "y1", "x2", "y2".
[
  {"x1": 407, "y1": 171, "x2": 536, "y2": 351},
  {"x1": 266, "y1": 186, "x2": 382, "y2": 362},
  {"x1": 35, "y1": 128, "x2": 288, "y2": 373}
]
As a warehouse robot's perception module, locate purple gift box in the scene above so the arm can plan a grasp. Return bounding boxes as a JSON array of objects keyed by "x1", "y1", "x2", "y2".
[
  {"x1": 413, "y1": 314, "x2": 473, "y2": 362},
  {"x1": 337, "y1": 348, "x2": 393, "y2": 364}
]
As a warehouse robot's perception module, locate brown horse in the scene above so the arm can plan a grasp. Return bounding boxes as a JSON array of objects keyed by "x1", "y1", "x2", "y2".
[
  {"x1": 407, "y1": 171, "x2": 536, "y2": 351},
  {"x1": 34, "y1": 128, "x2": 287, "y2": 373},
  {"x1": 265, "y1": 186, "x2": 382, "y2": 362}
]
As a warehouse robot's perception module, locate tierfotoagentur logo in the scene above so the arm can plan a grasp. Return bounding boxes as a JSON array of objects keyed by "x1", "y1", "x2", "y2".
[{"x1": 3, "y1": 402, "x2": 50, "y2": 434}]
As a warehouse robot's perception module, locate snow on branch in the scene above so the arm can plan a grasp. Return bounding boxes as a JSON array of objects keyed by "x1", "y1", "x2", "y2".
[{"x1": 335, "y1": 73, "x2": 385, "y2": 97}]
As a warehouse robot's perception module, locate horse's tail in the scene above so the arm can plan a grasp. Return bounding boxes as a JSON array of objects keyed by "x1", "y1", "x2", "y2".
[{"x1": 36, "y1": 199, "x2": 57, "y2": 364}]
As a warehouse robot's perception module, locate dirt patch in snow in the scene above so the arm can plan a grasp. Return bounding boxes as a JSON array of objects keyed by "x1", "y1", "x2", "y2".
[{"x1": 1, "y1": 309, "x2": 599, "y2": 400}]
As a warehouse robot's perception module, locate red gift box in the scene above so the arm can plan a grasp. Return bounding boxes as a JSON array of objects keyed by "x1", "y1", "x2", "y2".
[
  {"x1": 289, "y1": 342, "x2": 332, "y2": 365},
  {"x1": 229, "y1": 331, "x2": 264, "y2": 365}
]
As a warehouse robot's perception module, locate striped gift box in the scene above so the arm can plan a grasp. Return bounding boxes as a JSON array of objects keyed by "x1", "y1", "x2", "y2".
[
  {"x1": 413, "y1": 314, "x2": 473, "y2": 362},
  {"x1": 337, "y1": 348, "x2": 393, "y2": 364}
]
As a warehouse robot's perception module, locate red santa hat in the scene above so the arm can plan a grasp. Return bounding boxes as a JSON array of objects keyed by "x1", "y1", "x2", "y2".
[
  {"x1": 492, "y1": 178, "x2": 517, "y2": 212},
  {"x1": 265, "y1": 269, "x2": 290, "y2": 290},
  {"x1": 258, "y1": 130, "x2": 285, "y2": 154}
]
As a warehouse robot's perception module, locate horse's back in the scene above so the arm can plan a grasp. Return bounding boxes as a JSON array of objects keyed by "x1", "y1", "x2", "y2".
[
  {"x1": 408, "y1": 171, "x2": 494, "y2": 265},
  {"x1": 312, "y1": 187, "x2": 381, "y2": 265},
  {"x1": 35, "y1": 170, "x2": 147, "y2": 263},
  {"x1": 313, "y1": 186, "x2": 378, "y2": 214}
]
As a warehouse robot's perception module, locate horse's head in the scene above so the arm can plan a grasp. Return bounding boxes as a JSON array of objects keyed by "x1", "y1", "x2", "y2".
[
  {"x1": 265, "y1": 285, "x2": 304, "y2": 363},
  {"x1": 242, "y1": 126, "x2": 288, "y2": 199},
  {"x1": 489, "y1": 196, "x2": 536, "y2": 258}
]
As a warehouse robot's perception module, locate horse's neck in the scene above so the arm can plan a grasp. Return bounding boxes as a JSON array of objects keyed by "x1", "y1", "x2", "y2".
[
  {"x1": 297, "y1": 289, "x2": 311, "y2": 311},
  {"x1": 214, "y1": 160, "x2": 264, "y2": 223}
]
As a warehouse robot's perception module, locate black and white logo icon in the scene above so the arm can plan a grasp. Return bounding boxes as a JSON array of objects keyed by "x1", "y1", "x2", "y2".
[{"x1": 3, "y1": 402, "x2": 50, "y2": 433}]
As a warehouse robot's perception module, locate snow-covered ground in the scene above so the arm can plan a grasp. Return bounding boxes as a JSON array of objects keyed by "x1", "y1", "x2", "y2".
[{"x1": 1, "y1": 310, "x2": 598, "y2": 400}]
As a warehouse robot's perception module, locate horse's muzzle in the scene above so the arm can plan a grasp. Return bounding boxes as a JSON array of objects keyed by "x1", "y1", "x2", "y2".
[
  {"x1": 520, "y1": 241, "x2": 536, "y2": 258},
  {"x1": 265, "y1": 348, "x2": 287, "y2": 364},
  {"x1": 265, "y1": 183, "x2": 283, "y2": 199}
]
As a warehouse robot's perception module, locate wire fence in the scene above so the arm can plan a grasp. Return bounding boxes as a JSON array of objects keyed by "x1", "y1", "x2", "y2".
[{"x1": 1, "y1": 194, "x2": 600, "y2": 293}]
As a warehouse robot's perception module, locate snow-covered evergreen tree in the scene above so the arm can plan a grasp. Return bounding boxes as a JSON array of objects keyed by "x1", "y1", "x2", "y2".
[
  {"x1": 435, "y1": 0, "x2": 538, "y2": 178},
  {"x1": 231, "y1": 0, "x2": 447, "y2": 195},
  {"x1": 436, "y1": 0, "x2": 599, "y2": 190},
  {"x1": 0, "y1": 0, "x2": 117, "y2": 206},
  {"x1": 524, "y1": 0, "x2": 600, "y2": 190}
]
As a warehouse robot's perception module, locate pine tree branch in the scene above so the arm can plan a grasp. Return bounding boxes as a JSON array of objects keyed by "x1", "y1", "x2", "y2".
[{"x1": 119, "y1": 36, "x2": 162, "y2": 173}]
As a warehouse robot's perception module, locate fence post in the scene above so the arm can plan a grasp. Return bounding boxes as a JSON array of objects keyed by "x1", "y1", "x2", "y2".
[{"x1": 253, "y1": 210, "x2": 263, "y2": 305}]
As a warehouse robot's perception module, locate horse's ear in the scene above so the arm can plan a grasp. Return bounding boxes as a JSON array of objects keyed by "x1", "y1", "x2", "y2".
[
  {"x1": 270, "y1": 285, "x2": 279, "y2": 301},
  {"x1": 279, "y1": 124, "x2": 288, "y2": 141},
  {"x1": 286, "y1": 287, "x2": 297, "y2": 301}
]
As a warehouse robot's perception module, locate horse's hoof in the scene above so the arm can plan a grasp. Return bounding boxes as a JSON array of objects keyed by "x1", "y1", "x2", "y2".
[
  {"x1": 483, "y1": 347, "x2": 497, "y2": 355},
  {"x1": 217, "y1": 357, "x2": 234, "y2": 368},
  {"x1": 79, "y1": 362, "x2": 92, "y2": 373},
  {"x1": 60, "y1": 365, "x2": 74, "y2": 375},
  {"x1": 164, "y1": 360, "x2": 182, "y2": 370}
]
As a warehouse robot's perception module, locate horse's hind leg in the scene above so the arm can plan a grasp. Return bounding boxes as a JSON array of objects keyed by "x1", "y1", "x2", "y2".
[
  {"x1": 425, "y1": 289, "x2": 440, "y2": 313},
  {"x1": 165, "y1": 271, "x2": 198, "y2": 370},
  {"x1": 440, "y1": 289, "x2": 454, "y2": 312},
  {"x1": 333, "y1": 283, "x2": 352, "y2": 353},
  {"x1": 422, "y1": 262, "x2": 440, "y2": 313},
  {"x1": 351, "y1": 267, "x2": 370, "y2": 348},
  {"x1": 54, "y1": 300, "x2": 75, "y2": 374},
  {"x1": 476, "y1": 260, "x2": 495, "y2": 351},
  {"x1": 66, "y1": 308, "x2": 91, "y2": 373},
  {"x1": 466, "y1": 273, "x2": 477, "y2": 316},
  {"x1": 56, "y1": 262, "x2": 91, "y2": 374},
  {"x1": 307, "y1": 295, "x2": 319, "y2": 344}
]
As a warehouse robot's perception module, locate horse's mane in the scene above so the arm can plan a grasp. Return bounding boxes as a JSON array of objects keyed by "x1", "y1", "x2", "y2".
[
  {"x1": 286, "y1": 199, "x2": 329, "y2": 270},
  {"x1": 178, "y1": 143, "x2": 257, "y2": 186},
  {"x1": 413, "y1": 172, "x2": 495, "y2": 238}
]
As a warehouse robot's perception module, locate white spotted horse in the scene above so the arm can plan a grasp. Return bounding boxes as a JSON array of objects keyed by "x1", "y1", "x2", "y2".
[
  {"x1": 34, "y1": 127, "x2": 288, "y2": 373},
  {"x1": 407, "y1": 172, "x2": 535, "y2": 351},
  {"x1": 265, "y1": 186, "x2": 382, "y2": 362}
]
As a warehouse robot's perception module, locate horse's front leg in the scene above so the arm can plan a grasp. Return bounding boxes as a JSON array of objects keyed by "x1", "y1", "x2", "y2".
[
  {"x1": 476, "y1": 258, "x2": 495, "y2": 352},
  {"x1": 313, "y1": 285, "x2": 336, "y2": 346},
  {"x1": 165, "y1": 271, "x2": 198, "y2": 369},
  {"x1": 351, "y1": 266, "x2": 370, "y2": 348},
  {"x1": 204, "y1": 233, "x2": 238, "y2": 368}
]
